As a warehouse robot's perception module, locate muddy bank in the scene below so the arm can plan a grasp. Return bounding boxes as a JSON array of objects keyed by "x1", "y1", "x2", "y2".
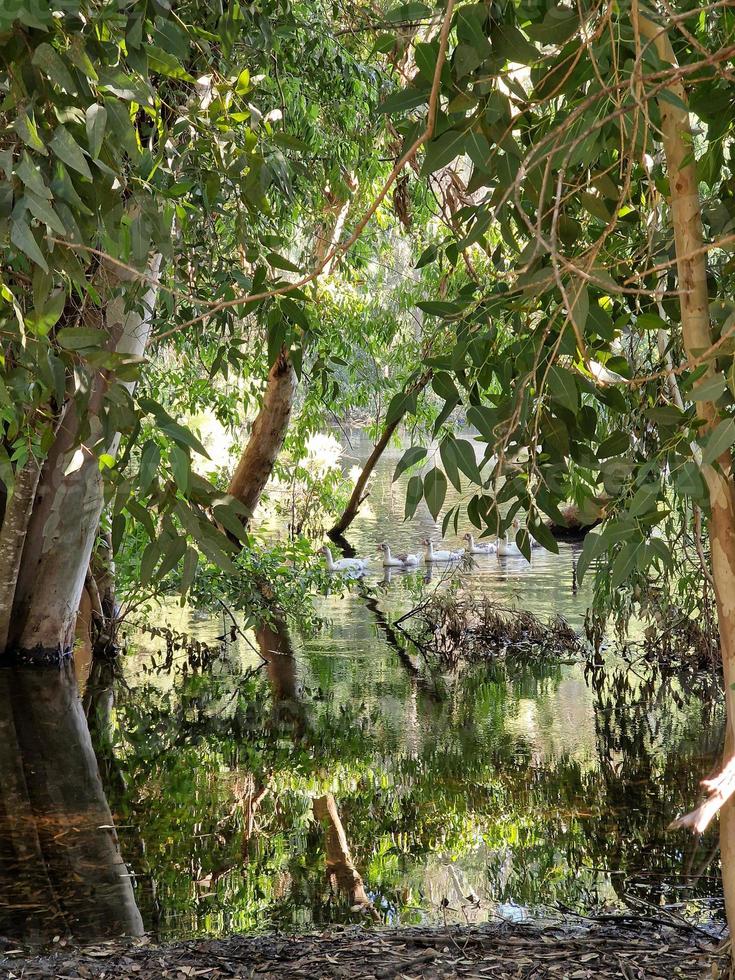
[{"x1": 0, "y1": 919, "x2": 725, "y2": 979}]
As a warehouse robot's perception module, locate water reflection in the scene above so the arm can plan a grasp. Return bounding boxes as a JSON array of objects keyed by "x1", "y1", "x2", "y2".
[
  {"x1": 0, "y1": 433, "x2": 726, "y2": 944},
  {"x1": 0, "y1": 664, "x2": 142, "y2": 943}
]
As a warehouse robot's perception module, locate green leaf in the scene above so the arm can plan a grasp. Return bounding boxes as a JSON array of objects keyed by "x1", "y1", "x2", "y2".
[
  {"x1": 170, "y1": 445, "x2": 190, "y2": 493},
  {"x1": 50, "y1": 125, "x2": 92, "y2": 179},
  {"x1": 547, "y1": 364, "x2": 579, "y2": 413},
  {"x1": 180, "y1": 547, "x2": 199, "y2": 597},
  {"x1": 28, "y1": 288, "x2": 65, "y2": 335},
  {"x1": 527, "y1": 513, "x2": 559, "y2": 553},
  {"x1": 85, "y1": 104, "x2": 107, "y2": 159},
  {"x1": 416, "y1": 300, "x2": 465, "y2": 317},
  {"x1": 32, "y1": 42, "x2": 77, "y2": 93},
  {"x1": 610, "y1": 540, "x2": 643, "y2": 588},
  {"x1": 11, "y1": 217, "x2": 48, "y2": 272},
  {"x1": 455, "y1": 438, "x2": 482, "y2": 484},
  {"x1": 494, "y1": 25, "x2": 539, "y2": 64},
  {"x1": 597, "y1": 430, "x2": 629, "y2": 459},
  {"x1": 404, "y1": 474, "x2": 424, "y2": 520},
  {"x1": 24, "y1": 192, "x2": 67, "y2": 235},
  {"x1": 421, "y1": 129, "x2": 468, "y2": 175},
  {"x1": 378, "y1": 85, "x2": 430, "y2": 114},
  {"x1": 140, "y1": 539, "x2": 162, "y2": 586},
  {"x1": 16, "y1": 151, "x2": 51, "y2": 198},
  {"x1": 440, "y1": 438, "x2": 461, "y2": 492},
  {"x1": 14, "y1": 111, "x2": 47, "y2": 155},
  {"x1": 690, "y1": 372, "x2": 726, "y2": 403},
  {"x1": 416, "y1": 244, "x2": 438, "y2": 268},
  {"x1": 159, "y1": 420, "x2": 210, "y2": 458},
  {"x1": 636, "y1": 312, "x2": 668, "y2": 331},
  {"x1": 515, "y1": 526, "x2": 532, "y2": 561},
  {"x1": 139, "y1": 440, "x2": 160, "y2": 492},
  {"x1": 628, "y1": 483, "x2": 659, "y2": 518},
  {"x1": 386, "y1": 2, "x2": 431, "y2": 23},
  {"x1": 393, "y1": 445, "x2": 427, "y2": 481},
  {"x1": 576, "y1": 530, "x2": 605, "y2": 584},
  {"x1": 157, "y1": 536, "x2": 187, "y2": 579},
  {"x1": 701, "y1": 418, "x2": 735, "y2": 465},
  {"x1": 569, "y1": 283, "x2": 589, "y2": 337},
  {"x1": 57, "y1": 327, "x2": 104, "y2": 350},
  {"x1": 112, "y1": 513, "x2": 126, "y2": 555},
  {"x1": 424, "y1": 466, "x2": 447, "y2": 520}
]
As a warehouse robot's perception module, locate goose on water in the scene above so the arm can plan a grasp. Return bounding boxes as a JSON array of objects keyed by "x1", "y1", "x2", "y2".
[
  {"x1": 378, "y1": 543, "x2": 422, "y2": 568},
  {"x1": 321, "y1": 546, "x2": 369, "y2": 573},
  {"x1": 422, "y1": 538, "x2": 464, "y2": 562},
  {"x1": 497, "y1": 529, "x2": 523, "y2": 557},
  {"x1": 463, "y1": 533, "x2": 497, "y2": 555}
]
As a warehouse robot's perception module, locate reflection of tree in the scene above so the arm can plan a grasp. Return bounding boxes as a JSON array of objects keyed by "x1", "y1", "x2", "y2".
[
  {"x1": 96, "y1": 623, "x2": 726, "y2": 934},
  {"x1": 260, "y1": 615, "x2": 377, "y2": 915},
  {"x1": 0, "y1": 664, "x2": 142, "y2": 942},
  {"x1": 581, "y1": 663, "x2": 724, "y2": 906},
  {"x1": 314, "y1": 794, "x2": 376, "y2": 916}
]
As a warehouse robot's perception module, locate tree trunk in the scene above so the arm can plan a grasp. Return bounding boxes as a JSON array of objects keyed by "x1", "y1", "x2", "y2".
[
  {"x1": 227, "y1": 349, "x2": 298, "y2": 523},
  {"x1": 0, "y1": 457, "x2": 42, "y2": 652},
  {"x1": 637, "y1": 7, "x2": 735, "y2": 938},
  {"x1": 0, "y1": 662, "x2": 143, "y2": 941},
  {"x1": 3, "y1": 259, "x2": 160, "y2": 664},
  {"x1": 227, "y1": 183, "x2": 356, "y2": 526},
  {"x1": 329, "y1": 371, "x2": 432, "y2": 538}
]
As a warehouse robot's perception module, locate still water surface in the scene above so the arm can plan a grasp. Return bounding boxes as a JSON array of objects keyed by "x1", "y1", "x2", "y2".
[{"x1": 0, "y1": 432, "x2": 726, "y2": 945}]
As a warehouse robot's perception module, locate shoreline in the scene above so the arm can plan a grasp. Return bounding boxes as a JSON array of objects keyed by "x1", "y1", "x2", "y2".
[{"x1": 0, "y1": 917, "x2": 726, "y2": 979}]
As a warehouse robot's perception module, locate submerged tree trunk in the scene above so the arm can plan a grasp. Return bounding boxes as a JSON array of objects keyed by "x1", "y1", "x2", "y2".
[
  {"x1": 228, "y1": 350, "x2": 298, "y2": 523},
  {"x1": 2, "y1": 261, "x2": 160, "y2": 664},
  {"x1": 329, "y1": 371, "x2": 431, "y2": 538},
  {"x1": 636, "y1": 8, "x2": 735, "y2": 940}
]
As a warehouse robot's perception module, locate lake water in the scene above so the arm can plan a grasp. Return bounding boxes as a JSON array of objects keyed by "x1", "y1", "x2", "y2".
[{"x1": 0, "y1": 432, "x2": 726, "y2": 945}]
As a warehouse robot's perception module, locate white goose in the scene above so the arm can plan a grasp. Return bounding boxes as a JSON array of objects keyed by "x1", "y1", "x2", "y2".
[
  {"x1": 321, "y1": 546, "x2": 369, "y2": 573},
  {"x1": 378, "y1": 543, "x2": 422, "y2": 568},
  {"x1": 423, "y1": 538, "x2": 464, "y2": 562},
  {"x1": 497, "y1": 526, "x2": 523, "y2": 557},
  {"x1": 463, "y1": 533, "x2": 497, "y2": 555}
]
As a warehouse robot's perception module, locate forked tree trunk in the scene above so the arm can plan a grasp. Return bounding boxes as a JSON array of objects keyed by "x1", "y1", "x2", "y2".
[
  {"x1": 329, "y1": 371, "x2": 432, "y2": 538},
  {"x1": 637, "y1": 7, "x2": 735, "y2": 935},
  {"x1": 2, "y1": 259, "x2": 160, "y2": 663},
  {"x1": 227, "y1": 350, "x2": 298, "y2": 522}
]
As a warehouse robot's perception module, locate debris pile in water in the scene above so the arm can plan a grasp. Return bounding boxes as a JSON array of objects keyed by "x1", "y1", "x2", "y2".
[{"x1": 406, "y1": 595, "x2": 582, "y2": 668}]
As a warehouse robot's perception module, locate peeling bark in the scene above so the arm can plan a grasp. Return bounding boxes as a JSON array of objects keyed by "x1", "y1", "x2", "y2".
[
  {"x1": 637, "y1": 7, "x2": 735, "y2": 938},
  {"x1": 228, "y1": 350, "x2": 298, "y2": 523},
  {"x1": 329, "y1": 371, "x2": 432, "y2": 538}
]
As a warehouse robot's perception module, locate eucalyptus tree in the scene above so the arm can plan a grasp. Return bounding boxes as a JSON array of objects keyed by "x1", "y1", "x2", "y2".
[
  {"x1": 380, "y1": 0, "x2": 735, "y2": 933},
  {"x1": 0, "y1": 1, "x2": 318, "y2": 663}
]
